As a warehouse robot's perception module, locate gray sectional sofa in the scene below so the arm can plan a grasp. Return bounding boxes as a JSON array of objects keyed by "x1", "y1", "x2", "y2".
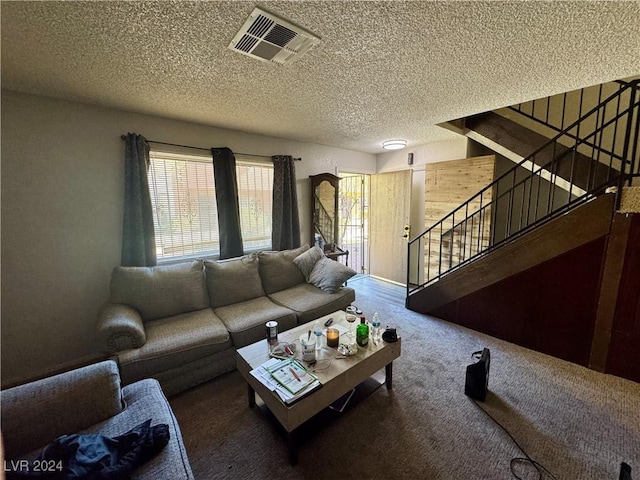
[
  {"x1": 1, "y1": 360, "x2": 194, "y2": 479},
  {"x1": 97, "y1": 244, "x2": 356, "y2": 395}
]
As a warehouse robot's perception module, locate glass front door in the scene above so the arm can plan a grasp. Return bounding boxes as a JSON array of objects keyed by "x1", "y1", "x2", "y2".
[{"x1": 338, "y1": 173, "x2": 369, "y2": 275}]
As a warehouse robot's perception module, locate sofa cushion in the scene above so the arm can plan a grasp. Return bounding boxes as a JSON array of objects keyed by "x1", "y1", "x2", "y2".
[
  {"x1": 268, "y1": 283, "x2": 356, "y2": 324},
  {"x1": 1, "y1": 361, "x2": 124, "y2": 460},
  {"x1": 14, "y1": 378, "x2": 194, "y2": 480},
  {"x1": 258, "y1": 244, "x2": 309, "y2": 294},
  {"x1": 204, "y1": 255, "x2": 264, "y2": 308},
  {"x1": 214, "y1": 297, "x2": 297, "y2": 348},
  {"x1": 308, "y1": 257, "x2": 357, "y2": 293},
  {"x1": 110, "y1": 261, "x2": 209, "y2": 321},
  {"x1": 117, "y1": 308, "x2": 231, "y2": 384},
  {"x1": 293, "y1": 245, "x2": 324, "y2": 281}
]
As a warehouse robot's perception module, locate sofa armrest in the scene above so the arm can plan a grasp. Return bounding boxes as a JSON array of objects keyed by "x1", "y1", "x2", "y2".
[
  {"x1": 97, "y1": 303, "x2": 146, "y2": 352},
  {"x1": 0, "y1": 361, "x2": 124, "y2": 460},
  {"x1": 116, "y1": 379, "x2": 195, "y2": 479}
]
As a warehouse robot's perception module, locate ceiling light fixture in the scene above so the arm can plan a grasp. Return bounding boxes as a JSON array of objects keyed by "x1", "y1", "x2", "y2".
[{"x1": 382, "y1": 139, "x2": 407, "y2": 150}]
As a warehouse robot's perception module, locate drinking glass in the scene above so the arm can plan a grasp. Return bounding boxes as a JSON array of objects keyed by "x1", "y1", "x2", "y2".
[{"x1": 345, "y1": 306, "x2": 357, "y2": 339}]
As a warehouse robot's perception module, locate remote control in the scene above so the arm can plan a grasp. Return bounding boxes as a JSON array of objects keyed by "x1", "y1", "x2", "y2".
[{"x1": 324, "y1": 318, "x2": 334, "y2": 326}]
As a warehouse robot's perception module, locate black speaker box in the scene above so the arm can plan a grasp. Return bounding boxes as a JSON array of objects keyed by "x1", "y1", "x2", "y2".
[{"x1": 465, "y1": 348, "x2": 490, "y2": 401}]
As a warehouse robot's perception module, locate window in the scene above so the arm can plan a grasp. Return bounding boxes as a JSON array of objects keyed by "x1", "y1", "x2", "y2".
[
  {"x1": 237, "y1": 161, "x2": 274, "y2": 252},
  {"x1": 148, "y1": 151, "x2": 273, "y2": 261}
]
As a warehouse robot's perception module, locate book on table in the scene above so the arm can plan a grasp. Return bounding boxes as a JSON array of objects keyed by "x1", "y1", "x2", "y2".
[
  {"x1": 267, "y1": 358, "x2": 318, "y2": 394},
  {"x1": 249, "y1": 357, "x2": 322, "y2": 405}
]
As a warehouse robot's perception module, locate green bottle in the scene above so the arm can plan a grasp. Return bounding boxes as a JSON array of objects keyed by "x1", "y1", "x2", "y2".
[{"x1": 356, "y1": 317, "x2": 369, "y2": 347}]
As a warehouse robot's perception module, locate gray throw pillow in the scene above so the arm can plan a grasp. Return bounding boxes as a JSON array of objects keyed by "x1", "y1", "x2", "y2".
[
  {"x1": 293, "y1": 245, "x2": 324, "y2": 281},
  {"x1": 307, "y1": 257, "x2": 357, "y2": 294},
  {"x1": 110, "y1": 261, "x2": 208, "y2": 321},
  {"x1": 204, "y1": 255, "x2": 265, "y2": 308},
  {"x1": 258, "y1": 244, "x2": 309, "y2": 294}
]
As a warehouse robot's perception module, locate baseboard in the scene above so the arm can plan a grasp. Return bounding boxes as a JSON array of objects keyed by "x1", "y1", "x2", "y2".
[{"x1": 369, "y1": 275, "x2": 405, "y2": 287}]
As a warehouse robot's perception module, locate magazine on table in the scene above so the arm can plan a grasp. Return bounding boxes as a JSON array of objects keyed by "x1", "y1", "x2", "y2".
[
  {"x1": 267, "y1": 358, "x2": 318, "y2": 394},
  {"x1": 250, "y1": 358, "x2": 322, "y2": 405}
]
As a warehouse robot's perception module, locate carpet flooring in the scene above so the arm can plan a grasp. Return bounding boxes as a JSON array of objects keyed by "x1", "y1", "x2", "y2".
[{"x1": 169, "y1": 288, "x2": 640, "y2": 479}]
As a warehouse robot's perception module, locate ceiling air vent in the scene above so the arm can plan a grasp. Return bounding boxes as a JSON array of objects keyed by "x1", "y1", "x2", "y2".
[{"x1": 228, "y1": 7, "x2": 321, "y2": 65}]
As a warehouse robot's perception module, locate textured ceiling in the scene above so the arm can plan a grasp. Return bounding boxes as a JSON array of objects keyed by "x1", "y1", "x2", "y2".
[{"x1": 2, "y1": 1, "x2": 639, "y2": 154}]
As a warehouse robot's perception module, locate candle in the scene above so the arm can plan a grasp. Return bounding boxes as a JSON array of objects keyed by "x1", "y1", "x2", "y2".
[{"x1": 326, "y1": 328, "x2": 339, "y2": 348}]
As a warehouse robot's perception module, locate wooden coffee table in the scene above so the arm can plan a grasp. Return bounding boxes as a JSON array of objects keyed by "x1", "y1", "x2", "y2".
[{"x1": 236, "y1": 310, "x2": 401, "y2": 465}]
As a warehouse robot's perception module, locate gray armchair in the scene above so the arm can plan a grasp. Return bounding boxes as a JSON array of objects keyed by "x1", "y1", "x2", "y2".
[{"x1": 0, "y1": 360, "x2": 193, "y2": 479}]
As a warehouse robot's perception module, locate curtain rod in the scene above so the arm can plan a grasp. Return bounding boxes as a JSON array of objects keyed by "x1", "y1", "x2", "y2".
[{"x1": 119, "y1": 135, "x2": 300, "y2": 160}]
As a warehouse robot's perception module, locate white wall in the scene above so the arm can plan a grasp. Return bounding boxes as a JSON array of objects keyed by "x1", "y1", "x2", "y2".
[
  {"x1": 0, "y1": 90, "x2": 375, "y2": 385},
  {"x1": 376, "y1": 138, "x2": 468, "y2": 174},
  {"x1": 376, "y1": 138, "x2": 468, "y2": 284}
]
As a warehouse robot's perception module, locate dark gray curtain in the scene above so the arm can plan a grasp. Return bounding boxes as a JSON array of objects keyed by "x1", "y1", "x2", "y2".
[
  {"x1": 272, "y1": 155, "x2": 301, "y2": 251},
  {"x1": 122, "y1": 133, "x2": 156, "y2": 266},
  {"x1": 212, "y1": 147, "x2": 244, "y2": 259}
]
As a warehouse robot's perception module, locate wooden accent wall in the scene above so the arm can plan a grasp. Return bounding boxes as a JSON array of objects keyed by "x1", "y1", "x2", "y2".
[
  {"x1": 424, "y1": 155, "x2": 495, "y2": 281},
  {"x1": 428, "y1": 238, "x2": 606, "y2": 365},
  {"x1": 589, "y1": 214, "x2": 633, "y2": 372},
  {"x1": 409, "y1": 194, "x2": 640, "y2": 382},
  {"x1": 606, "y1": 214, "x2": 640, "y2": 382}
]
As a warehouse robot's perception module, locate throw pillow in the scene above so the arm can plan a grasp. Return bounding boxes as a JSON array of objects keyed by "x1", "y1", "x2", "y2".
[
  {"x1": 258, "y1": 244, "x2": 309, "y2": 294},
  {"x1": 204, "y1": 255, "x2": 264, "y2": 308},
  {"x1": 307, "y1": 257, "x2": 357, "y2": 294},
  {"x1": 293, "y1": 245, "x2": 324, "y2": 281},
  {"x1": 110, "y1": 261, "x2": 209, "y2": 321}
]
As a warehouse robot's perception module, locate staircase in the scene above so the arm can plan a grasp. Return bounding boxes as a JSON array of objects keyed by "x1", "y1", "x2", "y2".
[
  {"x1": 405, "y1": 79, "x2": 640, "y2": 378},
  {"x1": 408, "y1": 78, "x2": 639, "y2": 294}
]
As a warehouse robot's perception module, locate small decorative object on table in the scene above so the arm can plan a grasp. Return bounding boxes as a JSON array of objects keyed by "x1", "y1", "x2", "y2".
[
  {"x1": 345, "y1": 306, "x2": 357, "y2": 339},
  {"x1": 356, "y1": 317, "x2": 369, "y2": 347},
  {"x1": 326, "y1": 327, "x2": 339, "y2": 348},
  {"x1": 313, "y1": 321, "x2": 322, "y2": 352},
  {"x1": 266, "y1": 321, "x2": 278, "y2": 353},
  {"x1": 271, "y1": 342, "x2": 295, "y2": 358},
  {"x1": 382, "y1": 328, "x2": 398, "y2": 343},
  {"x1": 299, "y1": 333, "x2": 316, "y2": 363},
  {"x1": 337, "y1": 343, "x2": 358, "y2": 356},
  {"x1": 371, "y1": 312, "x2": 381, "y2": 344}
]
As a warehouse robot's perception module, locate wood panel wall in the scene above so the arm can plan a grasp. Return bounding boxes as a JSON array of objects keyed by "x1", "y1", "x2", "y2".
[
  {"x1": 606, "y1": 214, "x2": 640, "y2": 382},
  {"x1": 424, "y1": 155, "x2": 495, "y2": 281},
  {"x1": 428, "y1": 238, "x2": 606, "y2": 366},
  {"x1": 409, "y1": 195, "x2": 640, "y2": 382}
]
